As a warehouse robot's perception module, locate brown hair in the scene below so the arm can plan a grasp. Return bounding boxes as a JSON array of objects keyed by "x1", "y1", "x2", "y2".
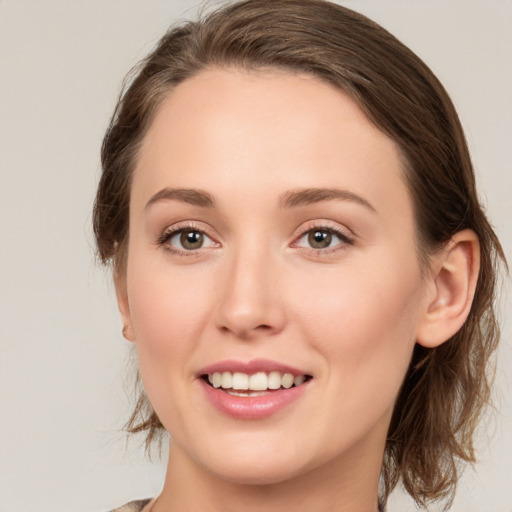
[{"x1": 93, "y1": 0, "x2": 506, "y2": 508}]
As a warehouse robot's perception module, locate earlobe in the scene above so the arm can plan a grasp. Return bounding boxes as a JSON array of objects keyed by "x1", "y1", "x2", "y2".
[
  {"x1": 416, "y1": 229, "x2": 480, "y2": 348},
  {"x1": 114, "y1": 272, "x2": 135, "y2": 342}
]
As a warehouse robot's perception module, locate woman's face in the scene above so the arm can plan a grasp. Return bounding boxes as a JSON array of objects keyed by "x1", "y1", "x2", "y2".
[{"x1": 119, "y1": 68, "x2": 432, "y2": 484}]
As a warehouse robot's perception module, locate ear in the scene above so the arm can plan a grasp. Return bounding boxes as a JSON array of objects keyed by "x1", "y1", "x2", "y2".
[
  {"x1": 416, "y1": 229, "x2": 480, "y2": 348},
  {"x1": 114, "y1": 271, "x2": 135, "y2": 342}
]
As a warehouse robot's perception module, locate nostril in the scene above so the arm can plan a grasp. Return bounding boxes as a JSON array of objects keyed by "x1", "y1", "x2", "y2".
[
  {"x1": 254, "y1": 324, "x2": 273, "y2": 331},
  {"x1": 219, "y1": 323, "x2": 274, "y2": 339}
]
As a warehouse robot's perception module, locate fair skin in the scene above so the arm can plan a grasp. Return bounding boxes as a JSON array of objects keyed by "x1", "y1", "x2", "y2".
[{"x1": 117, "y1": 68, "x2": 479, "y2": 512}]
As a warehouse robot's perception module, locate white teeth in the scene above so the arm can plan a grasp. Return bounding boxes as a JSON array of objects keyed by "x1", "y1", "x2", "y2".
[
  {"x1": 249, "y1": 372, "x2": 268, "y2": 390},
  {"x1": 221, "y1": 372, "x2": 232, "y2": 389},
  {"x1": 226, "y1": 389, "x2": 268, "y2": 397},
  {"x1": 207, "y1": 371, "x2": 308, "y2": 391},
  {"x1": 282, "y1": 373, "x2": 294, "y2": 389},
  {"x1": 232, "y1": 372, "x2": 249, "y2": 390},
  {"x1": 212, "y1": 372, "x2": 222, "y2": 388},
  {"x1": 268, "y1": 371, "x2": 282, "y2": 389},
  {"x1": 294, "y1": 375, "x2": 306, "y2": 386}
]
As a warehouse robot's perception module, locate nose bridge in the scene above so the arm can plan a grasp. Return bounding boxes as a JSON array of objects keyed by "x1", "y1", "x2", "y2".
[{"x1": 214, "y1": 236, "x2": 285, "y2": 338}]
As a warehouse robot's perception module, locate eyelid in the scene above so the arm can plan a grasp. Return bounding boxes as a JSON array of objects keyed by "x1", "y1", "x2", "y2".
[
  {"x1": 156, "y1": 221, "x2": 220, "y2": 255},
  {"x1": 291, "y1": 220, "x2": 355, "y2": 252},
  {"x1": 155, "y1": 219, "x2": 354, "y2": 256}
]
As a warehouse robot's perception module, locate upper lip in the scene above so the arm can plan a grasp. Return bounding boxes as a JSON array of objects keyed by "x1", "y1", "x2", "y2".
[{"x1": 198, "y1": 358, "x2": 310, "y2": 377}]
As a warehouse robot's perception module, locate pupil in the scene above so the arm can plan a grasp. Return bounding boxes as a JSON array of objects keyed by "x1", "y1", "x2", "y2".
[
  {"x1": 309, "y1": 230, "x2": 331, "y2": 248},
  {"x1": 181, "y1": 230, "x2": 203, "y2": 249}
]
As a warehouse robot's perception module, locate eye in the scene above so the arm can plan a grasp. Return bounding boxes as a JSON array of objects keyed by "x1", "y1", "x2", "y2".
[
  {"x1": 171, "y1": 229, "x2": 207, "y2": 250},
  {"x1": 307, "y1": 230, "x2": 335, "y2": 249},
  {"x1": 294, "y1": 226, "x2": 353, "y2": 251},
  {"x1": 157, "y1": 225, "x2": 219, "y2": 254}
]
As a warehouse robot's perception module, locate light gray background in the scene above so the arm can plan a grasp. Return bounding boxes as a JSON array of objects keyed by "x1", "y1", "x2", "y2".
[{"x1": 0, "y1": 1, "x2": 510, "y2": 511}]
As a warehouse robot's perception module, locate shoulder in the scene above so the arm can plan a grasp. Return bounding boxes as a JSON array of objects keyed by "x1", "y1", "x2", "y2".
[{"x1": 108, "y1": 498, "x2": 153, "y2": 512}]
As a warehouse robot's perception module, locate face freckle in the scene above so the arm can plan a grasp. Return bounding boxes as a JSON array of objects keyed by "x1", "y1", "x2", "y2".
[{"x1": 118, "y1": 67, "x2": 431, "y2": 486}]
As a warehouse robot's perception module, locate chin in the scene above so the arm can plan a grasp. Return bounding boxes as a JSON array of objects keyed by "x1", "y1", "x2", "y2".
[
  {"x1": 186, "y1": 433, "x2": 310, "y2": 485},
  {"x1": 208, "y1": 458, "x2": 305, "y2": 486}
]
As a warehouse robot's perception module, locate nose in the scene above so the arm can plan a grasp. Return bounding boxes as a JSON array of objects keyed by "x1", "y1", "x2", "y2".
[{"x1": 214, "y1": 247, "x2": 286, "y2": 339}]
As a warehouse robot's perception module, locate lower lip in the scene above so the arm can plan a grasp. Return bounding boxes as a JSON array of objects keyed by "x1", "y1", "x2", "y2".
[{"x1": 199, "y1": 378, "x2": 309, "y2": 420}]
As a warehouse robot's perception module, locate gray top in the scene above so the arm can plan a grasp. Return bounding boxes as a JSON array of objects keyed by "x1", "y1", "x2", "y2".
[{"x1": 109, "y1": 498, "x2": 153, "y2": 512}]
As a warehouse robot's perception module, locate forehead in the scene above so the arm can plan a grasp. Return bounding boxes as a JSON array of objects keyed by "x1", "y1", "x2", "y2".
[{"x1": 133, "y1": 67, "x2": 412, "y2": 226}]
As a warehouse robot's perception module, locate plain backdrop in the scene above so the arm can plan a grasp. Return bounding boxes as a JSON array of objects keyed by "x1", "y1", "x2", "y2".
[{"x1": 0, "y1": 1, "x2": 510, "y2": 511}]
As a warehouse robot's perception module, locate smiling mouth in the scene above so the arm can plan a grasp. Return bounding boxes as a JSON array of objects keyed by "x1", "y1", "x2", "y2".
[{"x1": 203, "y1": 371, "x2": 312, "y2": 396}]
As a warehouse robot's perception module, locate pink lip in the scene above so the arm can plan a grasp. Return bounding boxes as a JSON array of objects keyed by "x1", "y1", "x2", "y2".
[
  {"x1": 199, "y1": 379, "x2": 309, "y2": 420},
  {"x1": 197, "y1": 359, "x2": 312, "y2": 420},
  {"x1": 198, "y1": 358, "x2": 307, "y2": 377}
]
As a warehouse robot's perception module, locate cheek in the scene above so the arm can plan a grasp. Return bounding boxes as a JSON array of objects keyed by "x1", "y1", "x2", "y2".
[
  {"x1": 127, "y1": 260, "x2": 212, "y2": 352},
  {"x1": 124, "y1": 255, "x2": 218, "y2": 418},
  {"x1": 298, "y1": 272, "x2": 422, "y2": 460},
  {"x1": 295, "y1": 259, "x2": 424, "y2": 409},
  {"x1": 125, "y1": 262, "x2": 216, "y2": 431},
  {"x1": 299, "y1": 260, "x2": 423, "y2": 343}
]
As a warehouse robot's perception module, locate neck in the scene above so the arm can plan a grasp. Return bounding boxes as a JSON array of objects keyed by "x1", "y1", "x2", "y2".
[{"x1": 153, "y1": 435, "x2": 384, "y2": 512}]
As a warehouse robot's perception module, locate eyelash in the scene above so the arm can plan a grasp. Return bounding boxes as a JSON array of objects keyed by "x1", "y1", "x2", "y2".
[
  {"x1": 156, "y1": 222, "x2": 218, "y2": 257},
  {"x1": 292, "y1": 224, "x2": 355, "y2": 255},
  {"x1": 155, "y1": 222, "x2": 354, "y2": 256}
]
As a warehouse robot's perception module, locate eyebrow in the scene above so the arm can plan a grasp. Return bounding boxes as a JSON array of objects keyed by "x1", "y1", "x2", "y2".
[
  {"x1": 145, "y1": 186, "x2": 376, "y2": 213},
  {"x1": 279, "y1": 188, "x2": 377, "y2": 213},
  {"x1": 145, "y1": 188, "x2": 215, "y2": 210}
]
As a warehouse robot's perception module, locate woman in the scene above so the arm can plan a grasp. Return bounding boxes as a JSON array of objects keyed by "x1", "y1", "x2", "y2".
[{"x1": 93, "y1": 1, "x2": 506, "y2": 510}]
